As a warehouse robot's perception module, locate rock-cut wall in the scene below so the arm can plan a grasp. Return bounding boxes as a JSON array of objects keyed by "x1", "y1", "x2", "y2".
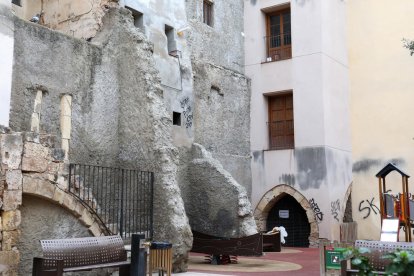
[
  {"x1": 187, "y1": 144, "x2": 257, "y2": 238},
  {"x1": 10, "y1": 8, "x2": 192, "y2": 271}
]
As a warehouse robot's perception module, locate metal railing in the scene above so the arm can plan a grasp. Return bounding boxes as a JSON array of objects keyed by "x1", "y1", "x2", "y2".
[
  {"x1": 68, "y1": 164, "x2": 154, "y2": 239},
  {"x1": 264, "y1": 33, "x2": 292, "y2": 62}
]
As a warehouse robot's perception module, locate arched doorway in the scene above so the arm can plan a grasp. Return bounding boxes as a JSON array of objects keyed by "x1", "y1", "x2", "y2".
[
  {"x1": 254, "y1": 185, "x2": 319, "y2": 247},
  {"x1": 267, "y1": 194, "x2": 310, "y2": 247}
]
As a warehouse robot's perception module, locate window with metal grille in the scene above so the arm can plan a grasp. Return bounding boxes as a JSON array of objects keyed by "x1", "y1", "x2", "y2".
[
  {"x1": 203, "y1": 0, "x2": 213, "y2": 27},
  {"x1": 265, "y1": 8, "x2": 291, "y2": 61},
  {"x1": 268, "y1": 93, "x2": 294, "y2": 150},
  {"x1": 12, "y1": 0, "x2": 21, "y2": 6}
]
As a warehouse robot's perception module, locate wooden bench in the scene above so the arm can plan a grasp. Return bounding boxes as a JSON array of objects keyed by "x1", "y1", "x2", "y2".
[
  {"x1": 32, "y1": 236, "x2": 130, "y2": 276},
  {"x1": 262, "y1": 232, "x2": 281, "y2": 252},
  {"x1": 340, "y1": 240, "x2": 414, "y2": 275}
]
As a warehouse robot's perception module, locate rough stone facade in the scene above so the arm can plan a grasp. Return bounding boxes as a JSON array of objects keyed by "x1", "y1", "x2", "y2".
[
  {"x1": 192, "y1": 60, "x2": 252, "y2": 195},
  {"x1": 8, "y1": 0, "x2": 256, "y2": 272},
  {"x1": 0, "y1": 127, "x2": 109, "y2": 275},
  {"x1": 187, "y1": 144, "x2": 256, "y2": 238},
  {"x1": 10, "y1": 8, "x2": 194, "y2": 271}
]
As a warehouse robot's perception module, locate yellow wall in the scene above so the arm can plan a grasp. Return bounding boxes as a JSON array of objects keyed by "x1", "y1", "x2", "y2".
[{"x1": 348, "y1": 0, "x2": 414, "y2": 239}]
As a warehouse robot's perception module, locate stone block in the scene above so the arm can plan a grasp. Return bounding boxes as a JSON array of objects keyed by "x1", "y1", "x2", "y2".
[
  {"x1": 0, "y1": 126, "x2": 11, "y2": 134},
  {"x1": 52, "y1": 188, "x2": 66, "y2": 204},
  {"x1": 56, "y1": 175, "x2": 68, "y2": 190},
  {"x1": 89, "y1": 222, "x2": 102, "y2": 236},
  {"x1": 2, "y1": 191, "x2": 22, "y2": 211},
  {"x1": 2, "y1": 210, "x2": 21, "y2": 231},
  {"x1": 22, "y1": 142, "x2": 50, "y2": 172},
  {"x1": 39, "y1": 134, "x2": 56, "y2": 148},
  {"x1": 256, "y1": 199, "x2": 268, "y2": 212},
  {"x1": 23, "y1": 132, "x2": 40, "y2": 143},
  {"x1": 2, "y1": 230, "x2": 21, "y2": 251},
  {"x1": 0, "y1": 250, "x2": 20, "y2": 266},
  {"x1": 22, "y1": 175, "x2": 40, "y2": 194},
  {"x1": 62, "y1": 194, "x2": 74, "y2": 210},
  {"x1": 81, "y1": 209, "x2": 94, "y2": 227},
  {"x1": 37, "y1": 182, "x2": 55, "y2": 199},
  {"x1": 52, "y1": 148, "x2": 65, "y2": 162},
  {"x1": 5, "y1": 170, "x2": 22, "y2": 190},
  {"x1": 0, "y1": 134, "x2": 23, "y2": 170}
]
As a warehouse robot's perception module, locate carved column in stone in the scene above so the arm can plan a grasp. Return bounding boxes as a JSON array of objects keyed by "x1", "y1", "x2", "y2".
[
  {"x1": 60, "y1": 94, "x2": 72, "y2": 160},
  {"x1": 30, "y1": 90, "x2": 43, "y2": 132}
]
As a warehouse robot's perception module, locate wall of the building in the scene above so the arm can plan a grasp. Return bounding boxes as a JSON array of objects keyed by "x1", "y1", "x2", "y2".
[
  {"x1": 10, "y1": 9, "x2": 194, "y2": 271},
  {"x1": 18, "y1": 196, "x2": 91, "y2": 275},
  {"x1": 348, "y1": 0, "x2": 414, "y2": 240},
  {"x1": 246, "y1": 0, "x2": 352, "y2": 241},
  {"x1": 12, "y1": 0, "x2": 117, "y2": 39},
  {"x1": 185, "y1": 0, "x2": 245, "y2": 74},
  {"x1": 0, "y1": 1, "x2": 13, "y2": 127}
]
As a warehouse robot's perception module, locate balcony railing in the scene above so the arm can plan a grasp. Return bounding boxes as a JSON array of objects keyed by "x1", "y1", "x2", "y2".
[{"x1": 265, "y1": 33, "x2": 292, "y2": 62}]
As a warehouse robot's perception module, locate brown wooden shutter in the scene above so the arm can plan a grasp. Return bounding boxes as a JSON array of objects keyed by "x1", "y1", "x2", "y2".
[{"x1": 268, "y1": 93, "x2": 294, "y2": 149}]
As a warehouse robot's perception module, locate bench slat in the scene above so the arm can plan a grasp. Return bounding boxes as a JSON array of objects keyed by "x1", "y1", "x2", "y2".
[{"x1": 63, "y1": 261, "x2": 130, "y2": 272}]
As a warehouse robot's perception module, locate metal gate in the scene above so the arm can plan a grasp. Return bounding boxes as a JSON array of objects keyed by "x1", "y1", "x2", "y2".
[
  {"x1": 68, "y1": 164, "x2": 154, "y2": 239},
  {"x1": 267, "y1": 194, "x2": 310, "y2": 247}
]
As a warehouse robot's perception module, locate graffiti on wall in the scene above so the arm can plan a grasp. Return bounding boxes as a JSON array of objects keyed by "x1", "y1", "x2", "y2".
[
  {"x1": 180, "y1": 97, "x2": 193, "y2": 128},
  {"x1": 309, "y1": 198, "x2": 324, "y2": 222},
  {"x1": 359, "y1": 197, "x2": 380, "y2": 219},
  {"x1": 331, "y1": 199, "x2": 340, "y2": 222}
]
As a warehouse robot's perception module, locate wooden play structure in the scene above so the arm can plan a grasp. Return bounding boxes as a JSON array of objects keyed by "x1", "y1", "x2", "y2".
[{"x1": 377, "y1": 163, "x2": 412, "y2": 241}]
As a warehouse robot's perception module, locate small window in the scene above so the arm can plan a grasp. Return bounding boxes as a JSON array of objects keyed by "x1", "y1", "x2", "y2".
[
  {"x1": 265, "y1": 8, "x2": 292, "y2": 61},
  {"x1": 173, "y1": 112, "x2": 181, "y2": 126},
  {"x1": 268, "y1": 93, "x2": 294, "y2": 150},
  {"x1": 203, "y1": 0, "x2": 213, "y2": 27},
  {"x1": 12, "y1": 0, "x2": 21, "y2": 6},
  {"x1": 165, "y1": 24, "x2": 177, "y2": 55},
  {"x1": 126, "y1": 7, "x2": 144, "y2": 30}
]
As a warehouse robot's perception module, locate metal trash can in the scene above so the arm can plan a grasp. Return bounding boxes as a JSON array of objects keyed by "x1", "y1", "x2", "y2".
[{"x1": 149, "y1": 242, "x2": 172, "y2": 276}]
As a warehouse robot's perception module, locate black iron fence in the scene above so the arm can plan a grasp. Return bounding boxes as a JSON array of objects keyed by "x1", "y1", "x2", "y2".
[{"x1": 68, "y1": 164, "x2": 154, "y2": 239}]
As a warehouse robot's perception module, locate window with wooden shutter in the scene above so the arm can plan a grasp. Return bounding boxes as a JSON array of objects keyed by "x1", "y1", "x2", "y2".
[
  {"x1": 268, "y1": 93, "x2": 294, "y2": 150},
  {"x1": 265, "y1": 8, "x2": 292, "y2": 61},
  {"x1": 203, "y1": 0, "x2": 213, "y2": 27}
]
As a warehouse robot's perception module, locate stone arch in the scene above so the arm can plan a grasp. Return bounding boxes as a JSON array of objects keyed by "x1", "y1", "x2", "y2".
[
  {"x1": 22, "y1": 179, "x2": 106, "y2": 236},
  {"x1": 254, "y1": 184, "x2": 319, "y2": 247}
]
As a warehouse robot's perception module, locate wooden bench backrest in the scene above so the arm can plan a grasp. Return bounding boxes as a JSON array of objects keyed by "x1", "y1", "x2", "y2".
[
  {"x1": 40, "y1": 236, "x2": 127, "y2": 269},
  {"x1": 355, "y1": 240, "x2": 414, "y2": 271}
]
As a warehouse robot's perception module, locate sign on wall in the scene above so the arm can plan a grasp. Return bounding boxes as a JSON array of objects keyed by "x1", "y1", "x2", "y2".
[{"x1": 279, "y1": 210, "x2": 289, "y2": 219}]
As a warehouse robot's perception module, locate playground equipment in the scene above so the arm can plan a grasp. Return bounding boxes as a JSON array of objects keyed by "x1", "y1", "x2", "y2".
[{"x1": 377, "y1": 163, "x2": 412, "y2": 241}]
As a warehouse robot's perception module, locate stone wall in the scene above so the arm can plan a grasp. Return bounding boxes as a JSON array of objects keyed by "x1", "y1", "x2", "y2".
[
  {"x1": 187, "y1": 144, "x2": 257, "y2": 238},
  {"x1": 9, "y1": 3, "x2": 254, "y2": 271},
  {"x1": 192, "y1": 60, "x2": 252, "y2": 195},
  {"x1": 185, "y1": 0, "x2": 245, "y2": 73},
  {"x1": 0, "y1": 127, "x2": 107, "y2": 275},
  {"x1": 10, "y1": 9, "x2": 193, "y2": 271},
  {"x1": 12, "y1": 0, "x2": 119, "y2": 39}
]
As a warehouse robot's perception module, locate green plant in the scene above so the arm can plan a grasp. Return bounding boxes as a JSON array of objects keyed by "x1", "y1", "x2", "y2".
[
  {"x1": 343, "y1": 247, "x2": 375, "y2": 276},
  {"x1": 383, "y1": 249, "x2": 414, "y2": 276}
]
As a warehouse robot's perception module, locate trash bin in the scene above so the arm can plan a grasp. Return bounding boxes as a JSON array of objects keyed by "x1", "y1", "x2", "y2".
[{"x1": 149, "y1": 242, "x2": 172, "y2": 276}]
